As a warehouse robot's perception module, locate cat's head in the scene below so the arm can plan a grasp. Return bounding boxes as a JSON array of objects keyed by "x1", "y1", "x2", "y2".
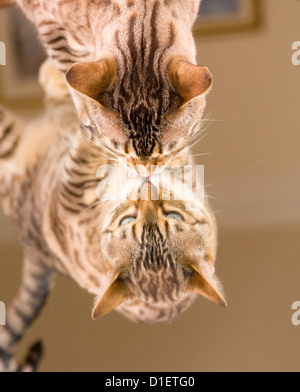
[
  {"x1": 66, "y1": 56, "x2": 212, "y2": 173},
  {"x1": 93, "y1": 183, "x2": 226, "y2": 320}
]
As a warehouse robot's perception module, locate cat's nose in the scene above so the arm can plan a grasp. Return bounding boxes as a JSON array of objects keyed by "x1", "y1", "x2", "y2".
[{"x1": 139, "y1": 197, "x2": 157, "y2": 221}]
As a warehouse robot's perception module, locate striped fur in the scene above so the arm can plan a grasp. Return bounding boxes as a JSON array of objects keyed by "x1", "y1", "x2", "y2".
[
  {"x1": 15, "y1": 0, "x2": 201, "y2": 72},
  {"x1": 0, "y1": 257, "x2": 51, "y2": 372},
  {"x1": 0, "y1": 108, "x2": 21, "y2": 165}
]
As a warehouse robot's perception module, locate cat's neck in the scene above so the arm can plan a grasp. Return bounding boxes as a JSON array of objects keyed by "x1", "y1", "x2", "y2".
[{"x1": 17, "y1": 0, "x2": 199, "y2": 73}]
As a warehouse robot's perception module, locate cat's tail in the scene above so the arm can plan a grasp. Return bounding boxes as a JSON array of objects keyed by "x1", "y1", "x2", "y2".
[{"x1": 0, "y1": 256, "x2": 54, "y2": 372}]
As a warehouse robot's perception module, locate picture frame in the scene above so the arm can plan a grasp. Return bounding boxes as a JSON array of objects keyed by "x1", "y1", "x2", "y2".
[
  {"x1": 0, "y1": 6, "x2": 45, "y2": 109},
  {"x1": 194, "y1": 0, "x2": 262, "y2": 36}
]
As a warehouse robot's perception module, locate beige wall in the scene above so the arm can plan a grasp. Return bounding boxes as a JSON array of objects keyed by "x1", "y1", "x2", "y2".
[
  {"x1": 193, "y1": 0, "x2": 300, "y2": 229},
  {"x1": 0, "y1": 0, "x2": 300, "y2": 372}
]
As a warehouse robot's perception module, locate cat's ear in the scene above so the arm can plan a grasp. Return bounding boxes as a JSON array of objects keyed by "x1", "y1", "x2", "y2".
[
  {"x1": 169, "y1": 57, "x2": 213, "y2": 106},
  {"x1": 66, "y1": 58, "x2": 116, "y2": 108},
  {"x1": 92, "y1": 273, "x2": 134, "y2": 320},
  {"x1": 188, "y1": 264, "x2": 227, "y2": 307}
]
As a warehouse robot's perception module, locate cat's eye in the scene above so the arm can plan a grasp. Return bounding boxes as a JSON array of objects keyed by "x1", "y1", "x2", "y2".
[
  {"x1": 165, "y1": 212, "x2": 184, "y2": 221},
  {"x1": 120, "y1": 216, "x2": 137, "y2": 226}
]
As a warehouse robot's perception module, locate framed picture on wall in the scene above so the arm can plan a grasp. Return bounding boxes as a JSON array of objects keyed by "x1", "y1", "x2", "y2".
[
  {"x1": 0, "y1": 6, "x2": 46, "y2": 108},
  {"x1": 194, "y1": 0, "x2": 262, "y2": 35}
]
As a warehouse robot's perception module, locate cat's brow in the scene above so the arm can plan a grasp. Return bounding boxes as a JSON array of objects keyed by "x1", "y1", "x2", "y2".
[
  {"x1": 165, "y1": 200, "x2": 187, "y2": 211},
  {"x1": 111, "y1": 204, "x2": 131, "y2": 223}
]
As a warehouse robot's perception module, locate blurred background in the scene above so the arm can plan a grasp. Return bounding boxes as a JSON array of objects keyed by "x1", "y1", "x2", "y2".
[{"x1": 0, "y1": 0, "x2": 300, "y2": 372}]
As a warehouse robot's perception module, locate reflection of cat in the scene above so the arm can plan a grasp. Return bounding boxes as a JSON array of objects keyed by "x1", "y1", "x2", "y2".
[
  {"x1": 0, "y1": 59, "x2": 225, "y2": 371},
  {"x1": 12, "y1": 0, "x2": 212, "y2": 171}
]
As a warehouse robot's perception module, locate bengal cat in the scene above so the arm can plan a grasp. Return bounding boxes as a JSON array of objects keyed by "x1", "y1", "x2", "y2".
[
  {"x1": 0, "y1": 59, "x2": 225, "y2": 372},
  {"x1": 1, "y1": 0, "x2": 213, "y2": 172}
]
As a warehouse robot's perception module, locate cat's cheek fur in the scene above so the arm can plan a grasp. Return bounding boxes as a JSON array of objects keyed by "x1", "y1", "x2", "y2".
[
  {"x1": 100, "y1": 233, "x2": 131, "y2": 269},
  {"x1": 87, "y1": 102, "x2": 128, "y2": 146},
  {"x1": 161, "y1": 96, "x2": 208, "y2": 145}
]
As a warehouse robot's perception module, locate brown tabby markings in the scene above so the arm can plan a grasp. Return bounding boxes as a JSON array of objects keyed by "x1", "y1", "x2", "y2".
[
  {"x1": 131, "y1": 223, "x2": 182, "y2": 302},
  {"x1": 127, "y1": 0, "x2": 135, "y2": 7},
  {"x1": 110, "y1": 2, "x2": 180, "y2": 158}
]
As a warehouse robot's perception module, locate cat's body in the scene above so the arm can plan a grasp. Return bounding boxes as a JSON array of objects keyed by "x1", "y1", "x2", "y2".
[
  {"x1": 0, "y1": 60, "x2": 225, "y2": 372},
  {"x1": 16, "y1": 0, "x2": 201, "y2": 72},
  {"x1": 0, "y1": 0, "x2": 225, "y2": 372}
]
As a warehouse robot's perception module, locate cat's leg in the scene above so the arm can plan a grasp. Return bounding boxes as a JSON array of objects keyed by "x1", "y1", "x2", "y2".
[
  {"x1": 0, "y1": 254, "x2": 54, "y2": 372},
  {"x1": 0, "y1": 105, "x2": 22, "y2": 162},
  {"x1": 0, "y1": 105, "x2": 24, "y2": 196}
]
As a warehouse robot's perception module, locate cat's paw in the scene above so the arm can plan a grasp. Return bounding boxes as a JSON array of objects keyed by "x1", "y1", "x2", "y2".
[
  {"x1": 19, "y1": 341, "x2": 44, "y2": 373},
  {"x1": 0, "y1": 341, "x2": 43, "y2": 373},
  {"x1": 0, "y1": 105, "x2": 20, "y2": 159},
  {"x1": 39, "y1": 58, "x2": 70, "y2": 101},
  {"x1": 0, "y1": 348, "x2": 18, "y2": 373}
]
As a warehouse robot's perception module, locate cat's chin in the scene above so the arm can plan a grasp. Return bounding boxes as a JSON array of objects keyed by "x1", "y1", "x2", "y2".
[{"x1": 115, "y1": 295, "x2": 196, "y2": 324}]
